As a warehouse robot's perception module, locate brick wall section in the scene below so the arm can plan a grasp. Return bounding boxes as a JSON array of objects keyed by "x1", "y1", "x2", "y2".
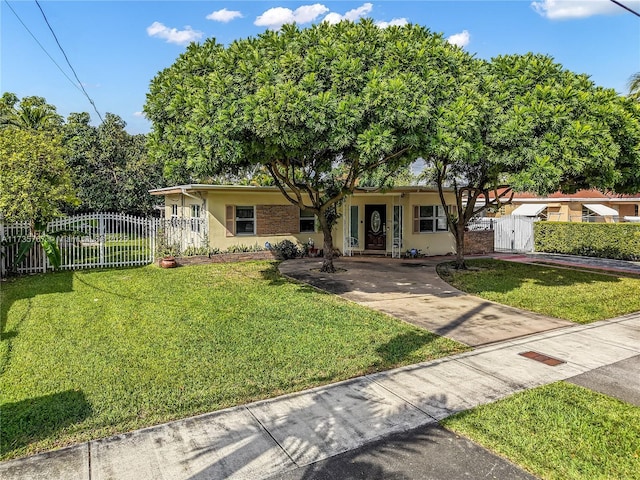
[
  {"x1": 256, "y1": 205, "x2": 300, "y2": 235},
  {"x1": 464, "y1": 231, "x2": 494, "y2": 254}
]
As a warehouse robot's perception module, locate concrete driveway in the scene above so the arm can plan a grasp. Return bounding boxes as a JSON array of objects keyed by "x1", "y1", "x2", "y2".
[{"x1": 279, "y1": 256, "x2": 572, "y2": 347}]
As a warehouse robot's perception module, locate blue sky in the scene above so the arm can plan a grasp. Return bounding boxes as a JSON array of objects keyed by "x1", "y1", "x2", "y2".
[{"x1": 2, "y1": 0, "x2": 639, "y2": 134}]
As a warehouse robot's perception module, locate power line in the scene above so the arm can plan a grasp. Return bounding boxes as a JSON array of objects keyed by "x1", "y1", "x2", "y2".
[
  {"x1": 34, "y1": 0, "x2": 104, "y2": 122},
  {"x1": 609, "y1": 0, "x2": 640, "y2": 17},
  {"x1": 3, "y1": 0, "x2": 82, "y2": 94}
]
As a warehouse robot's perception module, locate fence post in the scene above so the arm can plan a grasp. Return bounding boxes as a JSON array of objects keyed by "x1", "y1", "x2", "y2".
[{"x1": 99, "y1": 213, "x2": 106, "y2": 268}]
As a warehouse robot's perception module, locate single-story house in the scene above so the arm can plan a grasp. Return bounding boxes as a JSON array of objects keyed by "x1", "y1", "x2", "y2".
[
  {"x1": 149, "y1": 184, "x2": 478, "y2": 257},
  {"x1": 500, "y1": 190, "x2": 640, "y2": 223}
]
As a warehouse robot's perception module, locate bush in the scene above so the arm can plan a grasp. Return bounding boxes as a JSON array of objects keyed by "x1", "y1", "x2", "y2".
[
  {"x1": 272, "y1": 239, "x2": 300, "y2": 260},
  {"x1": 534, "y1": 222, "x2": 640, "y2": 261},
  {"x1": 225, "y1": 243, "x2": 264, "y2": 254}
]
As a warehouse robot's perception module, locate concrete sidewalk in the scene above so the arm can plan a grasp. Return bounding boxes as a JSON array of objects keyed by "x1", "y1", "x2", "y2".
[{"x1": 2, "y1": 313, "x2": 638, "y2": 480}]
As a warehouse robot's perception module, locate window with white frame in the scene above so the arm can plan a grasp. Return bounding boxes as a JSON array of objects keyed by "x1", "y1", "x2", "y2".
[
  {"x1": 416, "y1": 205, "x2": 449, "y2": 233},
  {"x1": 300, "y1": 210, "x2": 316, "y2": 233},
  {"x1": 190, "y1": 204, "x2": 201, "y2": 232},
  {"x1": 171, "y1": 204, "x2": 178, "y2": 217},
  {"x1": 235, "y1": 206, "x2": 255, "y2": 235}
]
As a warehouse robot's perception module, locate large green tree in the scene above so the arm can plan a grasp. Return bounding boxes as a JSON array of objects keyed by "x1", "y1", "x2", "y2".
[
  {"x1": 421, "y1": 53, "x2": 640, "y2": 268},
  {"x1": 0, "y1": 128, "x2": 76, "y2": 227},
  {"x1": 146, "y1": 20, "x2": 473, "y2": 271},
  {"x1": 63, "y1": 113, "x2": 163, "y2": 215}
]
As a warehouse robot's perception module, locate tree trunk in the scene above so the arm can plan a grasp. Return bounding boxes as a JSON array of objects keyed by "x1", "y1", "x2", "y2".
[
  {"x1": 318, "y1": 213, "x2": 336, "y2": 273},
  {"x1": 454, "y1": 220, "x2": 467, "y2": 269}
]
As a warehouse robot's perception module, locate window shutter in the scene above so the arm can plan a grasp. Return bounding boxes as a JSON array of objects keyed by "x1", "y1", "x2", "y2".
[
  {"x1": 413, "y1": 206, "x2": 420, "y2": 233},
  {"x1": 225, "y1": 205, "x2": 235, "y2": 237}
]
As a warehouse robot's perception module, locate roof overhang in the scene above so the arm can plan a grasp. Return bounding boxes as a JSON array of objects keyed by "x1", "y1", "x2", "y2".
[
  {"x1": 149, "y1": 184, "x2": 445, "y2": 196},
  {"x1": 511, "y1": 203, "x2": 547, "y2": 216},
  {"x1": 584, "y1": 204, "x2": 618, "y2": 216}
]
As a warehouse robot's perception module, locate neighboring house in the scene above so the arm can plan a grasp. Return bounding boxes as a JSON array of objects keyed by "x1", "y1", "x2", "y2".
[
  {"x1": 500, "y1": 190, "x2": 640, "y2": 223},
  {"x1": 149, "y1": 185, "x2": 461, "y2": 257}
]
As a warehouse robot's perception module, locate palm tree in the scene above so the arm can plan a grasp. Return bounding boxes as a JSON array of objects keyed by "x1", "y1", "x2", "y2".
[
  {"x1": 628, "y1": 72, "x2": 640, "y2": 102},
  {"x1": 0, "y1": 94, "x2": 62, "y2": 130}
]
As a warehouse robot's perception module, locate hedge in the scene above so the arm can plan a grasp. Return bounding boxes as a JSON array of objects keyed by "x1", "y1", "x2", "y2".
[{"x1": 534, "y1": 222, "x2": 640, "y2": 261}]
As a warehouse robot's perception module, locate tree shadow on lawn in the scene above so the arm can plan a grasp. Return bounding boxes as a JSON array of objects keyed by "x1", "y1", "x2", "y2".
[
  {"x1": 0, "y1": 389, "x2": 92, "y2": 459},
  {"x1": 259, "y1": 263, "x2": 330, "y2": 295},
  {"x1": 1, "y1": 271, "x2": 74, "y2": 374},
  {"x1": 1, "y1": 271, "x2": 74, "y2": 336},
  {"x1": 437, "y1": 259, "x2": 623, "y2": 295},
  {"x1": 375, "y1": 331, "x2": 448, "y2": 367}
]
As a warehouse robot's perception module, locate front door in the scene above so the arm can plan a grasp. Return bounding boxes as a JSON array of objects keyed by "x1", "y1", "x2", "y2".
[{"x1": 365, "y1": 205, "x2": 386, "y2": 250}]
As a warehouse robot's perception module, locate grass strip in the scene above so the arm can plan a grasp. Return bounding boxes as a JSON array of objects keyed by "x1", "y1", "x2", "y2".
[
  {"x1": 443, "y1": 382, "x2": 640, "y2": 480},
  {"x1": 0, "y1": 261, "x2": 467, "y2": 460},
  {"x1": 437, "y1": 259, "x2": 640, "y2": 323}
]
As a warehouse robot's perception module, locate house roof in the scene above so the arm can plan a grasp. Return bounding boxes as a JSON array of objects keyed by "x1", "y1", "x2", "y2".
[{"x1": 149, "y1": 184, "x2": 445, "y2": 196}]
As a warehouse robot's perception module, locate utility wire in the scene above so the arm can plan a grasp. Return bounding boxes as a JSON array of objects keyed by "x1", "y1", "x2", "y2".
[
  {"x1": 34, "y1": 0, "x2": 104, "y2": 121},
  {"x1": 3, "y1": 0, "x2": 82, "y2": 94},
  {"x1": 609, "y1": 0, "x2": 640, "y2": 17}
]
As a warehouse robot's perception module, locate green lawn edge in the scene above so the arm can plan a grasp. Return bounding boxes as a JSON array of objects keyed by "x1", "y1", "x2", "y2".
[
  {"x1": 442, "y1": 382, "x2": 640, "y2": 480},
  {"x1": 0, "y1": 261, "x2": 468, "y2": 460},
  {"x1": 437, "y1": 259, "x2": 640, "y2": 323}
]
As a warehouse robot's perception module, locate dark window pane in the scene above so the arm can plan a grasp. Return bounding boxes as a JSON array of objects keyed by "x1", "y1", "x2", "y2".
[
  {"x1": 300, "y1": 219, "x2": 315, "y2": 232},
  {"x1": 236, "y1": 220, "x2": 254, "y2": 234},
  {"x1": 236, "y1": 207, "x2": 254, "y2": 219},
  {"x1": 420, "y1": 206, "x2": 433, "y2": 218},
  {"x1": 420, "y1": 219, "x2": 434, "y2": 232}
]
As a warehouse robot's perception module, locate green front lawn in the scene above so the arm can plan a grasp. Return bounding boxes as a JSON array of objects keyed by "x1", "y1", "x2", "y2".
[
  {"x1": 438, "y1": 259, "x2": 640, "y2": 323},
  {"x1": 0, "y1": 261, "x2": 466, "y2": 460},
  {"x1": 443, "y1": 382, "x2": 640, "y2": 480}
]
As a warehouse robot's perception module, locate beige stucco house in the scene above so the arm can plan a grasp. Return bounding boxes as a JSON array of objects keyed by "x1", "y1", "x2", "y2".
[
  {"x1": 501, "y1": 190, "x2": 640, "y2": 223},
  {"x1": 150, "y1": 185, "x2": 461, "y2": 257}
]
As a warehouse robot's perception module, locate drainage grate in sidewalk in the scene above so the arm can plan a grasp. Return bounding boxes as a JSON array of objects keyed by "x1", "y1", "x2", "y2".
[{"x1": 519, "y1": 351, "x2": 566, "y2": 366}]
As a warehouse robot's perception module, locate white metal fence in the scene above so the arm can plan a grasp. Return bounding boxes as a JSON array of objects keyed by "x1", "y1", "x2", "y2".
[
  {"x1": 1, "y1": 212, "x2": 207, "y2": 276},
  {"x1": 1, "y1": 213, "x2": 155, "y2": 275},
  {"x1": 467, "y1": 216, "x2": 536, "y2": 253}
]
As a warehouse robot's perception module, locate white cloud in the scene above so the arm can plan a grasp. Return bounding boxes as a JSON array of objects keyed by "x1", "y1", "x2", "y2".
[
  {"x1": 133, "y1": 111, "x2": 145, "y2": 118},
  {"x1": 447, "y1": 30, "x2": 470, "y2": 48},
  {"x1": 255, "y1": 4, "x2": 329, "y2": 29},
  {"x1": 322, "y1": 12, "x2": 344, "y2": 24},
  {"x1": 375, "y1": 18, "x2": 408, "y2": 28},
  {"x1": 294, "y1": 4, "x2": 330, "y2": 23},
  {"x1": 206, "y1": 8, "x2": 243, "y2": 23},
  {"x1": 531, "y1": 0, "x2": 633, "y2": 19},
  {"x1": 146, "y1": 21, "x2": 203, "y2": 45},
  {"x1": 324, "y1": 2, "x2": 374, "y2": 24}
]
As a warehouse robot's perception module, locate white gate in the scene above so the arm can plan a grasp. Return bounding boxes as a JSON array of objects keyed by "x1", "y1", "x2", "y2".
[
  {"x1": 493, "y1": 216, "x2": 535, "y2": 253},
  {"x1": 1, "y1": 213, "x2": 157, "y2": 275}
]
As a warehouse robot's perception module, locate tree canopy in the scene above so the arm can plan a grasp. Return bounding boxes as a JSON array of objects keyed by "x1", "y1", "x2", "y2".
[
  {"x1": 0, "y1": 127, "x2": 76, "y2": 226},
  {"x1": 63, "y1": 112, "x2": 163, "y2": 216},
  {"x1": 146, "y1": 19, "x2": 474, "y2": 271},
  {"x1": 421, "y1": 53, "x2": 640, "y2": 267}
]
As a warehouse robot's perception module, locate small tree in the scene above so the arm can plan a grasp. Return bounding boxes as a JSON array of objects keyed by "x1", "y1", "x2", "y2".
[{"x1": 146, "y1": 20, "x2": 473, "y2": 271}]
